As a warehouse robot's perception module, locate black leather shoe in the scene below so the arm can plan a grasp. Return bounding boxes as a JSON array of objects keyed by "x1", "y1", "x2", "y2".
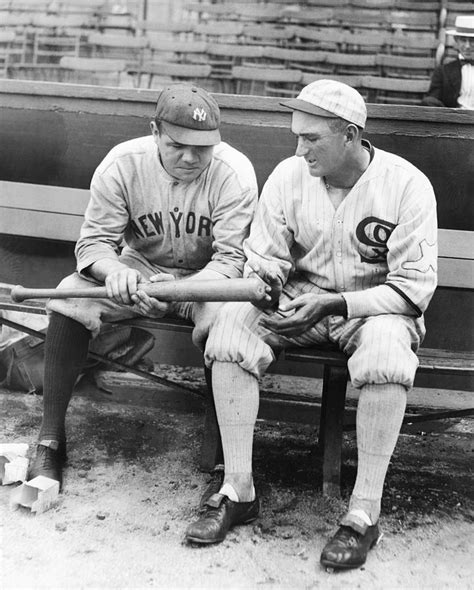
[
  {"x1": 28, "y1": 442, "x2": 67, "y2": 490},
  {"x1": 320, "y1": 524, "x2": 382, "y2": 570},
  {"x1": 186, "y1": 492, "x2": 259, "y2": 544},
  {"x1": 199, "y1": 465, "x2": 225, "y2": 511}
]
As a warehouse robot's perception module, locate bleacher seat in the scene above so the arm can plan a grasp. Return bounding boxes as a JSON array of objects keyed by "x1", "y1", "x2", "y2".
[
  {"x1": 59, "y1": 55, "x2": 128, "y2": 87},
  {"x1": 132, "y1": 61, "x2": 213, "y2": 91},
  {"x1": 231, "y1": 64, "x2": 302, "y2": 97},
  {"x1": 86, "y1": 32, "x2": 147, "y2": 68},
  {"x1": 362, "y1": 74, "x2": 431, "y2": 105},
  {"x1": 0, "y1": 29, "x2": 15, "y2": 76}
]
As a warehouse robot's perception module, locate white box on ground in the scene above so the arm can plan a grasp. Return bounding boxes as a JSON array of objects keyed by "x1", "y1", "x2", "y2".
[
  {"x1": 10, "y1": 475, "x2": 59, "y2": 514},
  {"x1": 0, "y1": 443, "x2": 29, "y2": 485}
]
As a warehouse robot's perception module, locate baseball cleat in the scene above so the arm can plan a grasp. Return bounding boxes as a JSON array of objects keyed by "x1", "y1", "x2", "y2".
[
  {"x1": 320, "y1": 523, "x2": 382, "y2": 570},
  {"x1": 186, "y1": 492, "x2": 259, "y2": 544},
  {"x1": 28, "y1": 441, "x2": 67, "y2": 490}
]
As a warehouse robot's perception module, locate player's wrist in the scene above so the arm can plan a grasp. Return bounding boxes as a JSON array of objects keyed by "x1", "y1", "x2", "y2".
[{"x1": 323, "y1": 294, "x2": 347, "y2": 318}]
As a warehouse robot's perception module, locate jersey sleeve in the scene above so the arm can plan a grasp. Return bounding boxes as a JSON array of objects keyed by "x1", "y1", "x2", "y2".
[
  {"x1": 75, "y1": 163, "x2": 129, "y2": 275},
  {"x1": 344, "y1": 172, "x2": 438, "y2": 318},
  {"x1": 243, "y1": 168, "x2": 295, "y2": 283},
  {"x1": 201, "y1": 167, "x2": 258, "y2": 279}
]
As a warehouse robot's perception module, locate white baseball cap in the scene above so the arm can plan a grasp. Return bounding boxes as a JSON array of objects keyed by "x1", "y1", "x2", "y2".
[{"x1": 281, "y1": 79, "x2": 367, "y2": 129}]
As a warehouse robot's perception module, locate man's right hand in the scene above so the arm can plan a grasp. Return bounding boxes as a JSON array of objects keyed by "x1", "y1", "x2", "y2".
[{"x1": 249, "y1": 268, "x2": 283, "y2": 311}]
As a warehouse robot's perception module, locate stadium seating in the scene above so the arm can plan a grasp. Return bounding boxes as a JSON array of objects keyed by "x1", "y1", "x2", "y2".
[{"x1": 1, "y1": 0, "x2": 454, "y2": 104}]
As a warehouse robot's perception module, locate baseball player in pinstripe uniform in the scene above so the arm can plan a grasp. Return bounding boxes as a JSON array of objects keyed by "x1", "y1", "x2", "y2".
[
  {"x1": 28, "y1": 84, "x2": 258, "y2": 489},
  {"x1": 186, "y1": 80, "x2": 438, "y2": 570}
]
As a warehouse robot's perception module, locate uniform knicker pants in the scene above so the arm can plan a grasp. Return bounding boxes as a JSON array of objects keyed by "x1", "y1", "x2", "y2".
[{"x1": 204, "y1": 281, "x2": 425, "y2": 389}]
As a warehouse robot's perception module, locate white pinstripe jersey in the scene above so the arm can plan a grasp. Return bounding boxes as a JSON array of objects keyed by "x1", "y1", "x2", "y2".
[
  {"x1": 76, "y1": 136, "x2": 258, "y2": 280},
  {"x1": 244, "y1": 142, "x2": 438, "y2": 318}
]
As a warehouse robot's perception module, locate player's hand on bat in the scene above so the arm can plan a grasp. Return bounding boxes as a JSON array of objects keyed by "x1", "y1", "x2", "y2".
[
  {"x1": 131, "y1": 273, "x2": 174, "y2": 318},
  {"x1": 248, "y1": 268, "x2": 283, "y2": 311},
  {"x1": 260, "y1": 293, "x2": 347, "y2": 338},
  {"x1": 105, "y1": 267, "x2": 143, "y2": 305}
]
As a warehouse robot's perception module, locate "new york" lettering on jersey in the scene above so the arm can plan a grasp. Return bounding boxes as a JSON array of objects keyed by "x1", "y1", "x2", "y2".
[{"x1": 129, "y1": 210, "x2": 212, "y2": 240}]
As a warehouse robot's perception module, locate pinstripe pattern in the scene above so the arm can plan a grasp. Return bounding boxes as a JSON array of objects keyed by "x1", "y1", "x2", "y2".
[
  {"x1": 205, "y1": 289, "x2": 423, "y2": 387},
  {"x1": 243, "y1": 142, "x2": 437, "y2": 319}
]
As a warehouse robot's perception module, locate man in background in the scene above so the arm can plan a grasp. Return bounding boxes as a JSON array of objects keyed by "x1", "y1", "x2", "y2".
[{"x1": 422, "y1": 15, "x2": 474, "y2": 108}]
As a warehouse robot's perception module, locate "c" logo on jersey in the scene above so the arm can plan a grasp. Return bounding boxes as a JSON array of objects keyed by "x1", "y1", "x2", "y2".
[{"x1": 356, "y1": 216, "x2": 396, "y2": 263}]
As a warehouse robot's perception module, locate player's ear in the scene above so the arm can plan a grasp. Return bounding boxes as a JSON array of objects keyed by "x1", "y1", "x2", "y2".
[
  {"x1": 150, "y1": 120, "x2": 159, "y2": 137},
  {"x1": 344, "y1": 123, "x2": 359, "y2": 144}
]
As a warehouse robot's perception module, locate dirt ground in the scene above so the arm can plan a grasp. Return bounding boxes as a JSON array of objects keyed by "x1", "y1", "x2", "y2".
[{"x1": 1, "y1": 368, "x2": 473, "y2": 590}]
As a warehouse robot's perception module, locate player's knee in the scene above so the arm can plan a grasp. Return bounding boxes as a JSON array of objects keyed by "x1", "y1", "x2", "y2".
[
  {"x1": 348, "y1": 315, "x2": 419, "y2": 388},
  {"x1": 46, "y1": 298, "x2": 102, "y2": 337},
  {"x1": 205, "y1": 303, "x2": 274, "y2": 375}
]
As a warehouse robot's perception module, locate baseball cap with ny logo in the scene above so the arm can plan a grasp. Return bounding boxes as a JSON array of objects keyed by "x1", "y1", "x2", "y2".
[{"x1": 154, "y1": 84, "x2": 221, "y2": 146}]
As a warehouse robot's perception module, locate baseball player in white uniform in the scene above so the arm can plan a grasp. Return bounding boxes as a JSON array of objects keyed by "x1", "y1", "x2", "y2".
[
  {"x1": 28, "y1": 84, "x2": 258, "y2": 489},
  {"x1": 186, "y1": 80, "x2": 438, "y2": 570}
]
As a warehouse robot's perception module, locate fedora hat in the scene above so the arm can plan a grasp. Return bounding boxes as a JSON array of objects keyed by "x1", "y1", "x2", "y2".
[{"x1": 447, "y1": 15, "x2": 474, "y2": 38}]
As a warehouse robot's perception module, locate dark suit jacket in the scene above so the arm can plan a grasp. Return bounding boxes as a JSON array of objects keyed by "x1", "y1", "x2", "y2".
[{"x1": 421, "y1": 59, "x2": 462, "y2": 108}]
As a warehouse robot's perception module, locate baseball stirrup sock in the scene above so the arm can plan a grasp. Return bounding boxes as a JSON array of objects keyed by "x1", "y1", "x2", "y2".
[
  {"x1": 39, "y1": 312, "x2": 91, "y2": 442},
  {"x1": 346, "y1": 383, "x2": 407, "y2": 525},
  {"x1": 212, "y1": 361, "x2": 259, "y2": 482}
]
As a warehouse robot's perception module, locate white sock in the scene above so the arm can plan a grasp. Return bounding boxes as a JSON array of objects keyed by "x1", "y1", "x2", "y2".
[
  {"x1": 219, "y1": 482, "x2": 256, "y2": 503},
  {"x1": 212, "y1": 361, "x2": 259, "y2": 476},
  {"x1": 349, "y1": 383, "x2": 407, "y2": 524}
]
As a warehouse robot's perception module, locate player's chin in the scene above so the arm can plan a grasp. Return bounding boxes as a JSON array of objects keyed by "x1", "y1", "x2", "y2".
[
  {"x1": 173, "y1": 167, "x2": 205, "y2": 181},
  {"x1": 305, "y1": 162, "x2": 322, "y2": 177}
]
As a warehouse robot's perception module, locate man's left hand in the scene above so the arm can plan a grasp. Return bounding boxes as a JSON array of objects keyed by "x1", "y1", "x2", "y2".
[
  {"x1": 260, "y1": 293, "x2": 347, "y2": 338},
  {"x1": 131, "y1": 273, "x2": 175, "y2": 318}
]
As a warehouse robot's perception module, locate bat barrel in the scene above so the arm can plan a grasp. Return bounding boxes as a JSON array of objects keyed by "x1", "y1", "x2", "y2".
[{"x1": 146, "y1": 278, "x2": 266, "y2": 302}]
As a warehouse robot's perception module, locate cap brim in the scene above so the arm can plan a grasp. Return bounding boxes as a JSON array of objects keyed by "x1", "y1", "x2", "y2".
[
  {"x1": 447, "y1": 29, "x2": 474, "y2": 37},
  {"x1": 280, "y1": 98, "x2": 338, "y2": 118},
  {"x1": 162, "y1": 121, "x2": 221, "y2": 146}
]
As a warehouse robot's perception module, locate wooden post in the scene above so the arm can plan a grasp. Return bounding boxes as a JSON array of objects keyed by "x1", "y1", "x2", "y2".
[
  {"x1": 199, "y1": 365, "x2": 224, "y2": 471},
  {"x1": 319, "y1": 364, "x2": 349, "y2": 498}
]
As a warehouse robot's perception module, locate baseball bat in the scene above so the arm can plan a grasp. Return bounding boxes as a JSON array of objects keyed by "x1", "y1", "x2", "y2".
[{"x1": 11, "y1": 278, "x2": 267, "y2": 304}]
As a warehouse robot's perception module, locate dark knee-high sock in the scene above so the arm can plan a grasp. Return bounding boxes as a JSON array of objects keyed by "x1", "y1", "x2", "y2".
[{"x1": 39, "y1": 312, "x2": 91, "y2": 443}]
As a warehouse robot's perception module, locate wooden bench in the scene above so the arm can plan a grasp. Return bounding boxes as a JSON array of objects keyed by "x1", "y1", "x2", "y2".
[{"x1": 1, "y1": 227, "x2": 473, "y2": 497}]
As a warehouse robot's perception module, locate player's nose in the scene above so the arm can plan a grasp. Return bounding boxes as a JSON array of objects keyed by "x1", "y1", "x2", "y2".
[
  {"x1": 295, "y1": 137, "x2": 309, "y2": 157},
  {"x1": 181, "y1": 146, "x2": 199, "y2": 163}
]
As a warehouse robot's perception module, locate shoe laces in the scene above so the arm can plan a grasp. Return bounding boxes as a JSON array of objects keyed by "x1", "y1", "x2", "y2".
[
  {"x1": 202, "y1": 496, "x2": 229, "y2": 522},
  {"x1": 333, "y1": 526, "x2": 360, "y2": 548},
  {"x1": 36, "y1": 445, "x2": 59, "y2": 471}
]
